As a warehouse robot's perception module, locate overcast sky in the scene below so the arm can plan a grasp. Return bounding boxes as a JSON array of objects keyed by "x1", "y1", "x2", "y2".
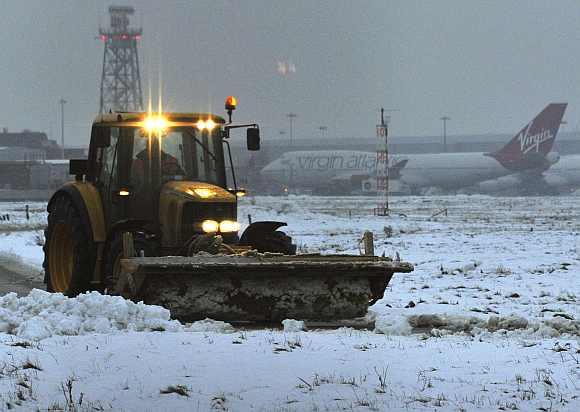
[{"x1": 0, "y1": 1, "x2": 578, "y2": 146}]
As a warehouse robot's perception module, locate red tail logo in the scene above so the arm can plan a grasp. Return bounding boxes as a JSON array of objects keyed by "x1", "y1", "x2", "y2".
[
  {"x1": 517, "y1": 123, "x2": 554, "y2": 155},
  {"x1": 488, "y1": 103, "x2": 567, "y2": 171}
]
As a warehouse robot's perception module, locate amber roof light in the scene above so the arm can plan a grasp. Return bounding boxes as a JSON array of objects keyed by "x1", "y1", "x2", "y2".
[{"x1": 225, "y1": 96, "x2": 237, "y2": 111}]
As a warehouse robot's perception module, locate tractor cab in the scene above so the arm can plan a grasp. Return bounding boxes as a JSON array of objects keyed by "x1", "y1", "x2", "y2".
[{"x1": 70, "y1": 100, "x2": 261, "y2": 252}]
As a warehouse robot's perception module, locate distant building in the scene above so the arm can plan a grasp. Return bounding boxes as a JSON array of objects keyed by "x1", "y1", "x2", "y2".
[
  {"x1": 0, "y1": 129, "x2": 63, "y2": 159},
  {"x1": 0, "y1": 146, "x2": 45, "y2": 162},
  {"x1": 30, "y1": 162, "x2": 69, "y2": 189},
  {"x1": 0, "y1": 130, "x2": 79, "y2": 190}
]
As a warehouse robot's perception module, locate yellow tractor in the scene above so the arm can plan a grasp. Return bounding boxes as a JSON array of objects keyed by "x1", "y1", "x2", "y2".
[{"x1": 43, "y1": 98, "x2": 412, "y2": 322}]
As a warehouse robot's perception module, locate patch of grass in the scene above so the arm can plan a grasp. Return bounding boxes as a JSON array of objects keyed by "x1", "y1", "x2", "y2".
[
  {"x1": 338, "y1": 376, "x2": 358, "y2": 386},
  {"x1": 52, "y1": 376, "x2": 109, "y2": 411},
  {"x1": 274, "y1": 336, "x2": 302, "y2": 353},
  {"x1": 495, "y1": 265, "x2": 512, "y2": 276},
  {"x1": 21, "y1": 359, "x2": 42, "y2": 371},
  {"x1": 150, "y1": 326, "x2": 166, "y2": 332},
  {"x1": 6, "y1": 341, "x2": 33, "y2": 349},
  {"x1": 374, "y1": 367, "x2": 389, "y2": 394},
  {"x1": 33, "y1": 230, "x2": 45, "y2": 246},
  {"x1": 211, "y1": 392, "x2": 227, "y2": 410},
  {"x1": 160, "y1": 384, "x2": 189, "y2": 397}
]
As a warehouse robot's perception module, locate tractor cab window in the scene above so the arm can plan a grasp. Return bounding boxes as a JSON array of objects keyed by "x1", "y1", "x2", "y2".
[
  {"x1": 159, "y1": 130, "x2": 188, "y2": 179},
  {"x1": 131, "y1": 136, "x2": 147, "y2": 191},
  {"x1": 129, "y1": 127, "x2": 224, "y2": 188},
  {"x1": 157, "y1": 128, "x2": 222, "y2": 186},
  {"x1": 98, "y1": 127, "x2": 119, "y2": 189},
  {"x1": 184, "y1": 129, "x2": 220, "y2": 185}
]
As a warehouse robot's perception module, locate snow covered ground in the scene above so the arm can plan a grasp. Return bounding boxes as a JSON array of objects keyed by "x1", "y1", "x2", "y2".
[
  {"x1": 0, "y1": 201, "x2": 46, "y2": 273},
  {"x1": 0, "y1": 195, "x2": 578, "y2": 411}
]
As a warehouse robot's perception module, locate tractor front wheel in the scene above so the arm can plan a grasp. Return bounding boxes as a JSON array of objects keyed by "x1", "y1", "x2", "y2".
[
  {"x1": 43, "y1": 196, "x2": 93, "y2": 296},
  {"x1": 103, "y1": 233, "x2": 154, "y2": 294},
  {"x1": 257, "y1": 231, "x2": 297, "y2": 255}
]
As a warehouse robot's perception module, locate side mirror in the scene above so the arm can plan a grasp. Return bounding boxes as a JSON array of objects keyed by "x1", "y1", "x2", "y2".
[
  {"x1": 247, "y1": 127, "x2": 260, "y2": 151},
  {"x1": 69, "y1": 159, "x2": 88, "y2": 179},
  {"x1": 92, "y1": 126, "x2": 111, "y2": 148}
]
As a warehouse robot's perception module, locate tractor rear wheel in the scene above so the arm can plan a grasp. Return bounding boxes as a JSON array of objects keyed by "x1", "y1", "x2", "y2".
[{"x1": 43, "y1": 196, "x2": 93, "y2": 296}]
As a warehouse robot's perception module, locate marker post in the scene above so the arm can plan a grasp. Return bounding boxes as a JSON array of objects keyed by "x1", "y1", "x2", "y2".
[{"x1": 374, "y1": 108, "x2": 389, "y2": 216}]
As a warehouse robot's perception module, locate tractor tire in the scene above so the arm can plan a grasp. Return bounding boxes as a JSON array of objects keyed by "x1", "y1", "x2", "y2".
[
  {"x1": 43, "y1": 196, "x2": 93, "y2": 296},
  {"x1": 256, "y1": 231, "x2": 297, "y2": 255}
]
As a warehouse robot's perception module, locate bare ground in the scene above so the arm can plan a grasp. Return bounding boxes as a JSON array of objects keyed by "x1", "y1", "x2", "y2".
[{"x1": 0, "y1": 263, "x2": 44, "y2": 296}]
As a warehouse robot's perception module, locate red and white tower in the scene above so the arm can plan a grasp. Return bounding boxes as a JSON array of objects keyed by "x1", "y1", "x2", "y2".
[
  {"x1": 98, "y1": 6, "x2": 143, "y2": 113},
  {"x1": 375, "y1": 108, "x2": 389, "y2": 215}
]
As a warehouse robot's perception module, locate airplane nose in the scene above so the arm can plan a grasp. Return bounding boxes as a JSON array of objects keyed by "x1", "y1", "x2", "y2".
[
  {"x1": 261, "y1": 161, "x2": 285, "y2": 183},
  {"x1": 260, "y1": 162, "x2": 275, "y2": 175},
  {"x1": 260, "y1": 162, "x2": 278, "y2": 178}
]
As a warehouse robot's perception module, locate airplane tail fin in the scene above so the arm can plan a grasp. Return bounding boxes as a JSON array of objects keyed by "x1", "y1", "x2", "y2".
[{"x1": 488, "y1": 103, "x2": 567, "y2": 170}]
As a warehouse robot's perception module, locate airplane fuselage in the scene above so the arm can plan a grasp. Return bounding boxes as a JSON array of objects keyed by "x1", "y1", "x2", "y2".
[
  {"x1": 398, "y1": 152, "x2": 508, "y2": 190},
  {"x1": 261, "y1": 151, "x2": 376, "y2": 188},
  {"x1": 261, "y1": 150, "x2": 512, "y2": 192}
]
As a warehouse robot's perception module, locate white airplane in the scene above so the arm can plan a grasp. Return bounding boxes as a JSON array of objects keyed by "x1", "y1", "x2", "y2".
[
  {"x1": 260, "y1": 150, "x2": 378, "y2": 193},
  {"x1": 261, "y1": 103, "x2": 567, "y2": 194}
]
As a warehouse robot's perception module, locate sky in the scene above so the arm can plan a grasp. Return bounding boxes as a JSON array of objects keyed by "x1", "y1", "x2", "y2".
[{"x1": 0, "y1": 0, "x2": 578, "y2": 146}]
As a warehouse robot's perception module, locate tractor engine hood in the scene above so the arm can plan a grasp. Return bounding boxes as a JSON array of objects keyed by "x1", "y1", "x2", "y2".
[
  {"x1": 159, "y1": 181, "x2": 237, "y2": 248},
  {"x1": 161, "y1": 181, "x2": 236, "y2": 202}
]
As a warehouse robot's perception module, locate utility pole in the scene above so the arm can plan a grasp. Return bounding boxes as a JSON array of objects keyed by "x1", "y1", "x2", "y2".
[
  {"x1": 440, "y1": 116, "x2": 450, "y2": 153},
  {"x1": 287, "y1": 113, "x2": 297, "y2": 146},
  {"x1": 59, "y1": 98, "x2": 67, "y2": 159}
]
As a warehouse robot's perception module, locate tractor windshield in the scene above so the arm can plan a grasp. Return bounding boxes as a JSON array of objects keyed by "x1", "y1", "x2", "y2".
[{"x1": 132, "y1": 127, "x2": 225, "y2": 188}]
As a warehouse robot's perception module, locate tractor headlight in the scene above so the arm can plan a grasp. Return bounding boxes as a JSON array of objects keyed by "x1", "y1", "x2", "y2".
[
  {"x1": 196, "y1": 119, "x2": 217, "y2": 131},
  {"x1": 219, "y1": 220, "x2": 240, "y2": 233},
  {"x1": 201, "y1": 220, "x2": 219, "y2": 233},
  {"x1": 142, "y1": 115, "x2": 168, "y2": 134}
]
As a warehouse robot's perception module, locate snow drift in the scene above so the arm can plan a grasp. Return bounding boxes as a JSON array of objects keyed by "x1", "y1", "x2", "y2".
[{"x1": 0, "y1": 289, "x2": 183, "y2": 340}]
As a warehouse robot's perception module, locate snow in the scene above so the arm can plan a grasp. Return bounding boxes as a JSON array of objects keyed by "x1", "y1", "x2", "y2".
[
  {"x1": 185, "y1": 318, "x2": 235, "y2": 333},
  {"x1": 0, "y1": 201, "x2": 46, "y2": 272},
  {"x1": 237, "y1": 195, "x2": 580, "y2": 338},
  {"x1": 0, "y1": 329, "x2": 577, "y2": 411},
  {"x1": 0, "y1": 289, "x2": 181, "y2": 340},
  {"x1": 282, "y1": 319, "x2": 307, "y2": 332},
  {"x1": 0, "y1": 195, "x2": 579, "y2": 410}
]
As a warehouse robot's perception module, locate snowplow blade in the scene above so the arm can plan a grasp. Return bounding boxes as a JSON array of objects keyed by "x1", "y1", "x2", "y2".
[{"x1": 118, "y1": 254, "x2": 413, "y2": 323}]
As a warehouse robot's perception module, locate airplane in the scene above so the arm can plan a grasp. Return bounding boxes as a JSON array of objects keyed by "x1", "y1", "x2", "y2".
[
  {"x1": 260, "y1": 103, "x2": 567, "y2": 194},
  {"x1": 260, "y1": 150, "x2": 377, "y2": 194},
  {"x1": 541, "y1": 155, "x2": 580, "y2": 194}
]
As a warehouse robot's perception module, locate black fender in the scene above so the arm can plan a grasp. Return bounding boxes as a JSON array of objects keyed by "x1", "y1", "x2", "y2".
[{"x1": 239, "y1": 221, "x2": 287, "y2": 246}]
